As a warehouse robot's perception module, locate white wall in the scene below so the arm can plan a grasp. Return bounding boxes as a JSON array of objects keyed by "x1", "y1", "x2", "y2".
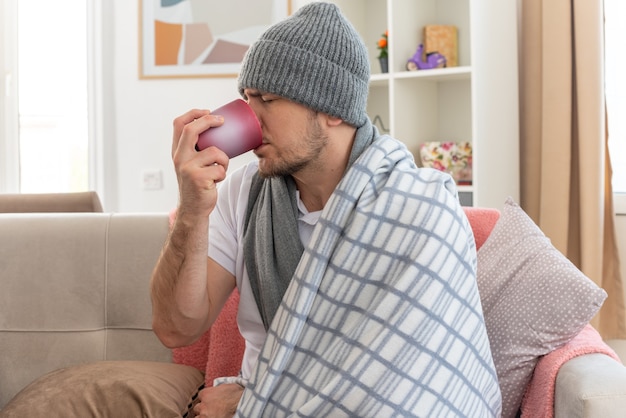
[{"x1": 104, "y1": 0, "x2": 310, "y2": 212}]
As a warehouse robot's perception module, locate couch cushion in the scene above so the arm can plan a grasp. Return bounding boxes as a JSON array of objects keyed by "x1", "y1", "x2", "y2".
[
  {"x1": 0, "y1": 214, "x2": 108, "y2": 330},
  {"x1": 0, "y1": 361, "x2": 204, "y2": 418},
  {"x1": 0, "y1": 213, "x2": 173, "y2": 408},
  {"x1": 477, "y1": 197, "x2": 607, "y2": 418}
]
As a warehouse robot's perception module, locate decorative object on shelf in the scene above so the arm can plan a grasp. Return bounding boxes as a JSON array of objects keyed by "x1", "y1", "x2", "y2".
[
  {"x1": 372, "y1": 115, "x2": 390, "y2": 133},
  {"x1": 424, "y1": 25, "x2": 458, "y2": 67},
  {"x1": 376, "y1": 30, "x2": 388, "y2": 73},
  {"x1": 379, "y1": 57, "x2": 389, "y2": 73},
  {"x1": 406, "y1": 44, "x2": 446, "y2": 71},
  {"x1": 419, "y1": 141, "x2": 472, "y2": 185}
]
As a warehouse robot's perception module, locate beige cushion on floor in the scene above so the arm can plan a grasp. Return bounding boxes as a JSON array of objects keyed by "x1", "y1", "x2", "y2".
[{"x1": 0, "y1": 361, "x2": 204, "y2": 418}]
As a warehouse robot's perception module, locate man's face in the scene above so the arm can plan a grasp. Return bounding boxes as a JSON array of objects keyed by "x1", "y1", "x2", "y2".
[{"x1": 243, "y1": 88, "x2": 329, "y2": 178}]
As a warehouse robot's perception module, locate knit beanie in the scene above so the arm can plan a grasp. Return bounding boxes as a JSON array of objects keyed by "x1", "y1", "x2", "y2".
[{"x1": 238, "y1": 2, "x2": 370, "y2": 127}]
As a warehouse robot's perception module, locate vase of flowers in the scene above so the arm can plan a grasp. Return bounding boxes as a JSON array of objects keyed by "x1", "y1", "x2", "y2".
[{"x1": 377, "y1": 30, "x2": 388, "y2": 73}]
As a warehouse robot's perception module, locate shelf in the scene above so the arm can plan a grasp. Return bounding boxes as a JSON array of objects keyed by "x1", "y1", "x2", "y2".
[
  {"x1": 392, "y1": 66, "x2": 472, "y2": 82},
  {"x1": 369, "y1": 73, "x2": 390, "y2": 86},
  {"x1": 370, "y1": 66, "x2": 472, "y2": 85},
  {"x1": 345, "y1": 0, "x2": 519, "y2": 208}
]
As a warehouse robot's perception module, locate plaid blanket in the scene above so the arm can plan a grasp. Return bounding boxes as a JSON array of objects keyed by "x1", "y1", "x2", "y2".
[{"x1": 237, "y1": 136, "x2": 502, "y2": 417}]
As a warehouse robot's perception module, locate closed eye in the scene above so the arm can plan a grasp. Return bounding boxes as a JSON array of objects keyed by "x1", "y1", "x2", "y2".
[{"x1": 244, "y1": 89, "x2": 279, "y2": 104}]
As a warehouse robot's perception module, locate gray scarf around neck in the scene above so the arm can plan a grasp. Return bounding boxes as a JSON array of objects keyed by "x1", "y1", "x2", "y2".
[{"x1": 243, "y1": 119, "x2": 378, "y2": 330}]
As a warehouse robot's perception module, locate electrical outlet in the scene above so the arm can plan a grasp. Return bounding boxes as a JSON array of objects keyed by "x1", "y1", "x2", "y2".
[{"x1": 142, "y1": 170, "x2": 163, "y2": 190}]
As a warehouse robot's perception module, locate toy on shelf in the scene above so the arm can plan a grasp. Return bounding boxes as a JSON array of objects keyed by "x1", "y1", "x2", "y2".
[
  {"x1": 406, "y1": 44, "x2": 446, "y2": 70},
  {"x1": 407, "y1": 24, "x2": 458, "y2": 71}
]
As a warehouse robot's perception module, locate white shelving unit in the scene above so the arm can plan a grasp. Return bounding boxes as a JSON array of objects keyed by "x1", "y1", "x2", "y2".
[{"x1": 329, "y1": 0, "x2": 520, "y2": 208}]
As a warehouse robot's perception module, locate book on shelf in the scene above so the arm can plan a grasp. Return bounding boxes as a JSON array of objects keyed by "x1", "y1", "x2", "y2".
[{"x1": 424, "y1": 25, "x2": 458, "y2": 68}]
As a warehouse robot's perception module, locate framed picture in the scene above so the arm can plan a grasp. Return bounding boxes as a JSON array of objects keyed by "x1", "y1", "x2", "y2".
[{"x1": 139, "y1": 0, "x2": 292, "y2": 79}]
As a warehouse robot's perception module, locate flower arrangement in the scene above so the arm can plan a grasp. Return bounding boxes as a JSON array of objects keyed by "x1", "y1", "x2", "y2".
[
  {"x1": 419, "y1": 141, "x2": 473, "y2": 185},
  {"x1": 377, "y1": 30, "x2": 388, "y2": 59}
]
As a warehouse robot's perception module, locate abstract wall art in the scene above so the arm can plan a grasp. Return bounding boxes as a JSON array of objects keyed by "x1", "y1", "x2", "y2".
[{"x1": 140, "y1": 0, "x2": 292, "y2": 78}]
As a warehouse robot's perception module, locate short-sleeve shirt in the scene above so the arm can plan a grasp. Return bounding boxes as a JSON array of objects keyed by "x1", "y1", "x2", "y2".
[{"x1": 208, "y1": 160, "x2": 321, "y2": 379}]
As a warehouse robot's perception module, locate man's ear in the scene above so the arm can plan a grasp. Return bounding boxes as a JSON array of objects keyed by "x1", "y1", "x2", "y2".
[{"x1": 324, "y1": 114, "x2": 344, "y2": 127}]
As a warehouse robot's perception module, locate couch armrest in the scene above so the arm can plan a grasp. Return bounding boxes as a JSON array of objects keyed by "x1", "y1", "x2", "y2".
[{"x1": 555, "y1": 353, "x2": 626, "y2": 418}]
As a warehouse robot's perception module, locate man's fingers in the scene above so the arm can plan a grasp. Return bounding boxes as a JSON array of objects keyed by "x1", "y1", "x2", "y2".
[{"x1": 172, "y1": 110, "x2": 224, "y2": 157}]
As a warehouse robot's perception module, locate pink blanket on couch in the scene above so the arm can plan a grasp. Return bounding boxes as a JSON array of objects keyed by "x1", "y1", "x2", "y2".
[
  {"x1": 172, "y1": 290, "x2": 244, "y2": 386},
  {"x1": 520, "y1": 324, "x2": 621, "y2": 418}
]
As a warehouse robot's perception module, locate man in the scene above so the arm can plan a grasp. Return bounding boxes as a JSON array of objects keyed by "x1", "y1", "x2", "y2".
[{"x1": 151, "y1": 2, "x2": 501, "y2": 417}]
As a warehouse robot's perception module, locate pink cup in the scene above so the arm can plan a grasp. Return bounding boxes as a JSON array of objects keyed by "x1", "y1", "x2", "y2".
[{"x1": 196, "y1": 99, "x2": 262, "y2": 158}]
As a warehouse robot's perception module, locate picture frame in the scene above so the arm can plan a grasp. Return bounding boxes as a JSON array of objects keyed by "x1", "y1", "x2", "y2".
[{"x1": 139, "y1": 0, "x2": 292, "y2": 79}]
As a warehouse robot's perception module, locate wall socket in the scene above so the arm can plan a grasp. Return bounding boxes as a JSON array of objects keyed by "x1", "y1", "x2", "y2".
[{"x1": 142, "y1": 170, "x2": 163, "y2": 190}]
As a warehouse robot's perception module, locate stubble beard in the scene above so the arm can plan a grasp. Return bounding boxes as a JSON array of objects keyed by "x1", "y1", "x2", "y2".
[{"x1": 258, "y1": 113, "x2": 328, "y2": 179}]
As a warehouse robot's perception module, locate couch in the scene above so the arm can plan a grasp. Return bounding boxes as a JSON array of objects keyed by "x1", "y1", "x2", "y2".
[
  {"x1": 1, "y1": 208, "x2": 626, "y2": 417},
  {"x1": 0, "y1": 191, "x2": 103, "y2": 213}
]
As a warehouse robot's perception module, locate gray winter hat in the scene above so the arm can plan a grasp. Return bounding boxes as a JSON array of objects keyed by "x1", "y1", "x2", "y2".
[{"x1": 238, "y1": 2, "x2": 370, "y2": 127}]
